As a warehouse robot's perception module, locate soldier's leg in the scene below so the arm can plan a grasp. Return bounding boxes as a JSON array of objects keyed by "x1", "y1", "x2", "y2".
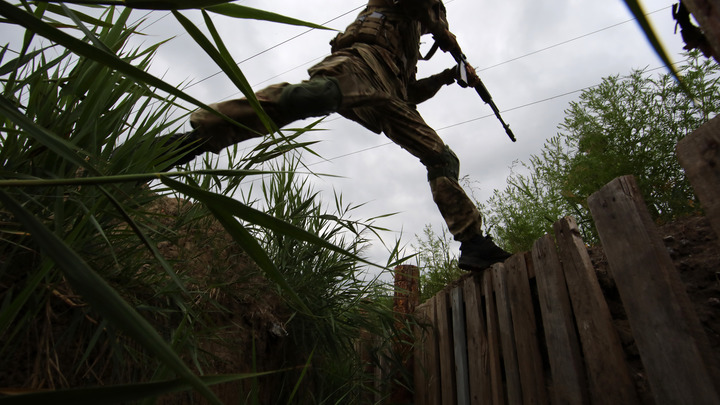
[
  {"x1": 189, "y1": 77, "x2": 341, "y2": 153},
  {"x1": 372, "y1": 100, "x2": 510, "y2": 270},
  {"x1": 153, "y1": 77, "x2": 342, "y2": 170},
  {"x1": 372, "y1": 100, "x2": 482, "y2": 241}
]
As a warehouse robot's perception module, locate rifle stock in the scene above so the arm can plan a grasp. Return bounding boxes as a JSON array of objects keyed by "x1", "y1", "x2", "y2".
[{"x1": 452, "y1": 51, "x2": 516, "y2": 142}]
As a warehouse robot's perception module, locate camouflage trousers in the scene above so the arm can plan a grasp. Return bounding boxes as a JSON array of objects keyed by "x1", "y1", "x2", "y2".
[{"x1": 190, "y1": 45, "x2": 483, "y2": 242}]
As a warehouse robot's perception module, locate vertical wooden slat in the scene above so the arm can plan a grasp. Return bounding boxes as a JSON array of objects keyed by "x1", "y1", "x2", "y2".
[
  {"x1": 463, "y1": 274, "x2": 492, "y2": 405},
  {"x1": 554, "y1": 216, "x2": 640, "y2": 404},
  {"x1": 483, "y1": 269, "x2": 506, "y2": 405},
  {"x1": 532, "y1": 234, "x2": 588, "y2": 405},
  {"x1": 676, "y1": 115, "x2": 720, "y2": 240},
  {"x1": 588, "y1": 175, "x2": 720, "y2": 405},
  {"x1": 452, "y1": 287, "x2": 471, "y2": 405},
  {"x1": 492, "y1": 262, "x2": 522, "y2": 405},
  {"x1": 426, "y1": 297, "x2": 442, "y2": 405},
  {"x1": 414, "y1": 296, "x2": 442, "y2": 405},
  {"x1": 436, "y1": 290, "x2": 458, "y2": 405},
  {"x1": 413, "y1": 302, "x2": 431, "y2": 405},
  {"x1": 505, "y1": 254, "x2": 548, "y2": 405}
]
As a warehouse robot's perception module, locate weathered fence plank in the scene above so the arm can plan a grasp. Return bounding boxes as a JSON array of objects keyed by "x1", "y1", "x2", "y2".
[
  {"x1": 451, "y1": 287, "x2": 471, "y2": 405},
  {"x1": 483, "y1": 269, "x2": 506, "y2": 405},
  {"x1": 413, "y1": 301, "x2": 431, "y2": 405},
  {"x1": 436, "y1": 290, "x2": 458, "y2": 405},
  {"x1": 677, "y1": 115, "x2": 720, "y2": 241},
  {"x1": 588, "y1": 175, "x2": 720, "y2": 405},
  {"x1": 492, "y1": 262, "x2": 522, "y2": 405},
  {"x1": 553, "y1": 216, "x2": 640, "y2": 405},
  {"x1": 463, "y1": 275, "x2": 492, "y2": 405},
  {"x1": 506, "y1": 254, "x2": 548, "y2": 405},
  {"x1": 532, "y1": 234, "x2": 588, "y2": 405},
  {"x1": 415, "y1": 297, "x2": 442, "y2": 405},
  {"x1": 426, "y1": 297, "x2": 441, "y2": 405}
]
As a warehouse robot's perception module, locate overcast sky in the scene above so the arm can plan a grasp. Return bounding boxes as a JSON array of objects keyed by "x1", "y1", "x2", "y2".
[{"x1": 3, "y1": 0, "x2": 693, "y2": 280}]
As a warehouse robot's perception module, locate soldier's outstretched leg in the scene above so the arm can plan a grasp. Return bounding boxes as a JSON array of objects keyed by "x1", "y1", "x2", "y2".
[
  {"x1": 368, "y1": 99, "x2": 510, "y2": 271},
  {"x1": 154, "y1": 76, "x2": 342, "y2": 169}
]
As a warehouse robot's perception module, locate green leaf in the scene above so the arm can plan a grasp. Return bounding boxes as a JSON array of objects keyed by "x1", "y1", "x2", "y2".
[
  {"x1": 161, "y1": 176, "x2": 313, "y2": 314},
  {"x1": 206, "y1": 3, "x2": 334, "y2": 31},
  {"x1": 0, "y1": 94, "x2": 95, "y2": 172},
  {"x1": 172, "y1": 9, "x2": 273, "y2": 134},
  {"x1": 123, "y1": 0, "x2": 233, "y2": 9},
  {"x1": 162, "y1": 176, "x2": 377, "y2": 269},
  {"x1": 0, "y1": 1, "x2": 234, "y2": 123},
  {"x1": 42, "y1": 3, "x2": 115, "y2": 29}
]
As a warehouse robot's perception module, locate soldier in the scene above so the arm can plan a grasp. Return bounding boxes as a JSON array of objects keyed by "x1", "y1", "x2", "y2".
[{"x1": 160, "y1": 0, "x2": 511, "y2": 271}]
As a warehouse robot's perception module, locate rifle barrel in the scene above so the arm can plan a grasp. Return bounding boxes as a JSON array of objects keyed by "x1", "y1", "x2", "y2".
[
  {"x1": 479, "y1": 90, "x2": 516, "y2": 142},
  {"x1": 453, "y1": 51, "x2": 516, "y2": 142}
]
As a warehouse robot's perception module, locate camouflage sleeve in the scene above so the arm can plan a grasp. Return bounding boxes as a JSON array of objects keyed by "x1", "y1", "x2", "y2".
[
  {"x1": 407, "y1": 67, "x2": 456, "y2": 105},
  {"x1": 395, "y1": 0, "x2": 459, "y2": 52}
]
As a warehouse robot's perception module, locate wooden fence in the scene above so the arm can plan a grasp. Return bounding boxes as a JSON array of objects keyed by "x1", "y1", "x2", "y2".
[{"x1": 409, "y1": 116, "x2": 720, "y2": 405}]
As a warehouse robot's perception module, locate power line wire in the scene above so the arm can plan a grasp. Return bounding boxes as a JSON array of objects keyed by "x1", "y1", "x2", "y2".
[{"x1": 477, "y1": 6, "x2": 671, "y2": 71}]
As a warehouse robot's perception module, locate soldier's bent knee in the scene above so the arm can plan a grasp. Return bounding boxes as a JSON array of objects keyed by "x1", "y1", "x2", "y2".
[
  {"x1": 278, "y1": 76, "x2": 342, "y2": 120},
  {"x1": 423, "y1": 145, "x2": 460, "y2": 182}
]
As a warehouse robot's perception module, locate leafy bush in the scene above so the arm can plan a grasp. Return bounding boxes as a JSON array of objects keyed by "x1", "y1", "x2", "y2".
[
  {"x1": 412, "y1": 225, "x2": 463, "y2": 302},
  {"x1": 485, "y1": 52, "x2": 720, "y2": 252}
]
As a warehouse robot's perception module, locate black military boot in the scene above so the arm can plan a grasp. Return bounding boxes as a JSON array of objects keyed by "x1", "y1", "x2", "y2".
[
  {"x1": 154, "y1": 131, "x2": 205, "y2": 170},
  {"x1": 458, "y1": 234, "x2": 512, "y2": 271}
]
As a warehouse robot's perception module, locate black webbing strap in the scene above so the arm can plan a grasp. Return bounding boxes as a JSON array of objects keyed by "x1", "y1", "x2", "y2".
[{"x1": 421, "y1": 41, "x2": 440, "y2": 60}]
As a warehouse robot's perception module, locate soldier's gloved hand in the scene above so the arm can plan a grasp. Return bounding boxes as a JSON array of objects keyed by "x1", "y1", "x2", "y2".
[
  {"x1": 438, "y1": 67, "x2": 458, "y2": 85},
  {"x1": 457, "y1": 63, "x2": 481, "y2": 88}
]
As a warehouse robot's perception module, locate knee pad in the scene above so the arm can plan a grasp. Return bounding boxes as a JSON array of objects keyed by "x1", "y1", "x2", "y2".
[
  {"x1": 423, "y1": 145, "x2": 460, "y2": 182},
  {"x1": 278, "y1": 76, "x2": 342, "y2": 120}
]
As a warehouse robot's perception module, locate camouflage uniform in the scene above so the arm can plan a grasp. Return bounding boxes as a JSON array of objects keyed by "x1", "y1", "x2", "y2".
[{"x1": 190, "y1": 0, "x2": 483, "y2": 242}]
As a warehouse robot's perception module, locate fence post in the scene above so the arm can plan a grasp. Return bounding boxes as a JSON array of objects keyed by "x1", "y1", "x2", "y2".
[
  {"x1": 588, "y1": 175, "x2": 720, "y2": 405},
  {"x1": 462, "y1": 274, "x2": 492, "y2": 404},
  {"x1": 482, "y1": 269, "x2": 506, "y2": 405},
  {"x1": 532, "y1": 233, "x2": 588, "y2": 404},
  {"x1": 413, "y1": 296, "x2": 441, "y2": 405},
  {"x1": 492, "y1": 262, "x2": 522, "y2": 405},
  {"x1": 553, "y1": 216, "x2": 640, "y2": 404},
  {"x1": 451, "y1": 287, "x2": 471, "y2": 404},
  {"x1": 505, "y1": 253, "x2": 549, "y2": 405},
  {"x1": 436, "y1": 289, "x2": 458, "y2": 405},
  {"x1": 392, "y1": 265, "x2": 419, "y2": 404}
]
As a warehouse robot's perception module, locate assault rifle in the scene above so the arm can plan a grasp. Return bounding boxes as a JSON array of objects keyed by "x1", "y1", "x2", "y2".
[{"x1": 451, "y1": 51, "x2": 516, "y2": 142}]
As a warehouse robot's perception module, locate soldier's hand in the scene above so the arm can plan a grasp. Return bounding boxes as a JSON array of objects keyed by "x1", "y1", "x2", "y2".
[
  {"x1": 453, "y1": 63, "x2": 480, "y2": 88},
  {"x1": 439, "y1": 67, "x2": 458, "y2": 85},
  {"x1": 463, "y1": 64, "x2": 481, "y2": 88}
]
